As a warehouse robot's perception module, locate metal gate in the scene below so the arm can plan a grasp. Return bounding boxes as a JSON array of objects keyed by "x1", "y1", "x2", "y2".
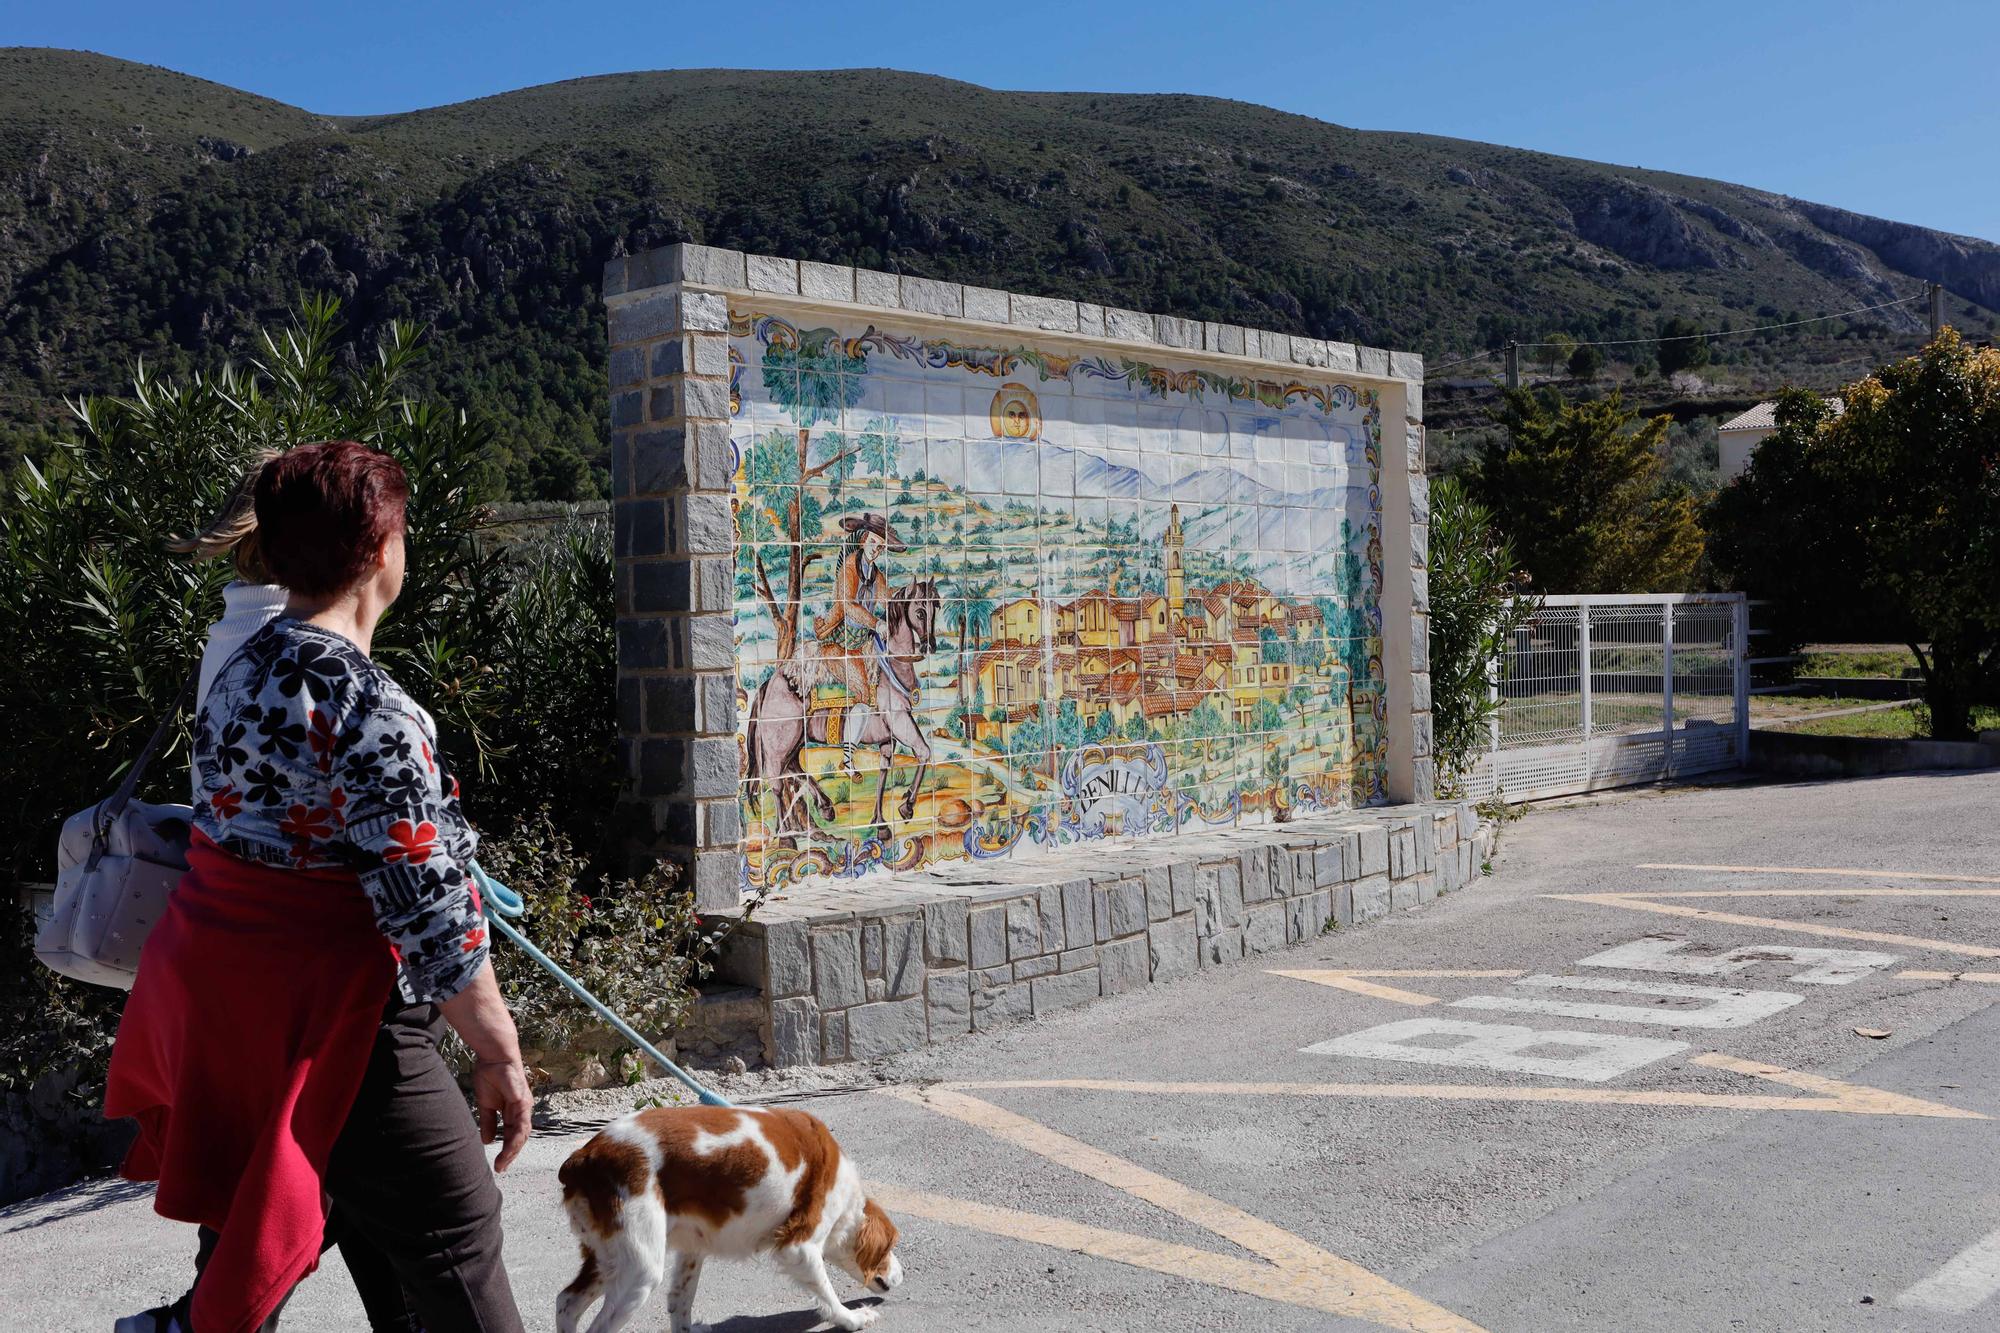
[{"x1": 1463, "y1": 593, "x2": 1748, "y2": 802}]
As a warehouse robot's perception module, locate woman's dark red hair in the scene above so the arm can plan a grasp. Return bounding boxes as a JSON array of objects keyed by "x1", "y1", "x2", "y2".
[{"x1": 253, "y1": 441, "x2": 410, "y2": 598}]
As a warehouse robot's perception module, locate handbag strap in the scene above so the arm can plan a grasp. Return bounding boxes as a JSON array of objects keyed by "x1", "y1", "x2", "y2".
[{"x1": 88, "y1": 670, "x2": 200, "y2": 867}]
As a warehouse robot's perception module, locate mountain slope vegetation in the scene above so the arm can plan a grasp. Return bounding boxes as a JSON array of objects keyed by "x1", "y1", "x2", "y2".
[{"x1": 5, "y1": 49, "x2": 1996, "y2": 497}]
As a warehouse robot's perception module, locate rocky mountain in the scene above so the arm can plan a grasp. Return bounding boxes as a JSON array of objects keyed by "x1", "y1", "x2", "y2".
[{"x1": 4, "y1": 48, "x2": 1996, "y2": 497}]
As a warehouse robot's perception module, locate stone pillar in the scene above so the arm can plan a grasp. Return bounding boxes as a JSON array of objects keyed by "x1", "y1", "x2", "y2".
[
  {"x1": 1378, "y1": 361, "x2": 1434, "y2": 804},
  {"x1": 602, "y1": 243, "x2": 746, "y2": 910}
]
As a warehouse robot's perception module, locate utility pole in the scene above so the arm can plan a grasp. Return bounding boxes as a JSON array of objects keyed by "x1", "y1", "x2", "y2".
[
  {"x1": 1504, "y1": 341, "x2": 1519, "y2": 390},
  {"x1": 1927, "y1": 281, "x2": 1943, "y2": 340}
]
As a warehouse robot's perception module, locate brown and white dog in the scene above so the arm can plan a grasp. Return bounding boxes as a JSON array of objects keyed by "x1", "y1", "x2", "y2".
[{"x1": 555, "y1": 1104, "x2": 903, "y2": 1333}]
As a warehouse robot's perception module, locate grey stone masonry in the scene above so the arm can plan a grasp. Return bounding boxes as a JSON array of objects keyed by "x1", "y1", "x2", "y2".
[
  {"x1": 714, "y1": 798, "x2": 1491, "y2": 1066},
  {"x1": 603, "y1": 249, "x2": 742, "y2": 909},
  {"x1": 1404, "y1": 371, "x2": 1434, "y2": 802}
]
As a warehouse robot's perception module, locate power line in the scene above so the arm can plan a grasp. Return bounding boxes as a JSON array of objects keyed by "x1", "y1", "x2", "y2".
[
  {"x1": 1428, "y1": 348, "x2": 1504, "y2": 375},
  {"x1": 1521, "y1": 293, "x2": 1925, "y2": 350},
  {"x1": 1427, "y1": 292, "x2": 1928, "y2": 376}
]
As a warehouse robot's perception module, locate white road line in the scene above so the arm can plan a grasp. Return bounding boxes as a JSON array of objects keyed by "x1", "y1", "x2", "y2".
[
  {"x1": 1636, "y1": 862, "x2": 2000, "y2": 885},
  {"x1": 1895, "y1": 1223, "x2": 2000, "y2": 1313},
  {"x1": 1452, "y1": 974, "x2": 1804, "y2": 1029}
]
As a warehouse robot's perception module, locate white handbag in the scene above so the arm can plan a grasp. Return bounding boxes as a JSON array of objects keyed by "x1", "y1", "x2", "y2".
[{"x1": 35, "y1": 678, "x2": 196, "y2": 990}]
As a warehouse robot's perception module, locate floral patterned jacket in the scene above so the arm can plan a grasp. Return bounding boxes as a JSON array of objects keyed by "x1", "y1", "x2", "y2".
[{"x1": 190, "y1": 617, "x2": 487, "y2": 1004}]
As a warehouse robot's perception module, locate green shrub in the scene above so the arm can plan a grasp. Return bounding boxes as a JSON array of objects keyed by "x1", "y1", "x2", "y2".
[
  {"x1": 0, "y1": 294, "x2": 503, "y2": 885},
  {"x1": 0, "y1": 298, "x2": 645, "y2": 1103},
  {"x1": 1429, "y1": 477, "x2": 1539, "y2": 797},
  {"x1": 469, "y1": 514, "x2": 620, "y2": 855},
  {"x1": 467, "y1": 812, "x2": 720, "y2": 1086}
]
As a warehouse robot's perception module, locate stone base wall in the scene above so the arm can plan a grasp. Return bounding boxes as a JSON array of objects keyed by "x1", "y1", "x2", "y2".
[
  {"x1": 1, "y1": 1066, "x2": 136, "y2": 1207},
  {"x1": 714, "y1": 799, "x2": 1489, "y2": 1066}
]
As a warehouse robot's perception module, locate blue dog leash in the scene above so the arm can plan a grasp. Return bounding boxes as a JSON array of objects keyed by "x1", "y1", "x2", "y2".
[{"x1": 468, "y1": 861, "x2": 732, "y2": 1108}]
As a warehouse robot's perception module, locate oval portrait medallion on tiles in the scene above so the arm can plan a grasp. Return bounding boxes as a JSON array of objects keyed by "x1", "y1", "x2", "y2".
[{"x1": 990, "y1": 382, "x2": 1041, "y2": 440}]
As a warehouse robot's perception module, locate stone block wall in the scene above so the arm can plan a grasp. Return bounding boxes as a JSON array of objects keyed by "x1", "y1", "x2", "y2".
[
  {"x1": 602, "y1": 257, "x2": 744, "y2": 906},
  {"x1": 716, "y1": 799, "x2": 1488, "y2": 1066}
]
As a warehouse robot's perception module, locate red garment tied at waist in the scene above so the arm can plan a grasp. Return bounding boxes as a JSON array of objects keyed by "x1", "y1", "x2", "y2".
[{"x1": 106, "y1": 829, "x2": 397, "y2": 1333}]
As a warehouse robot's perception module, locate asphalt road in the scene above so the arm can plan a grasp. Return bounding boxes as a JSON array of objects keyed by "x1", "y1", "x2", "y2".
[{"x1": 8, "y1": 768, "x2": 2000, "y2": 1332}]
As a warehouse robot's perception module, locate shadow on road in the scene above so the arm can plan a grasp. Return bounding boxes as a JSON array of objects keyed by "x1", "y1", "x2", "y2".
[
  {"x1": 0, "y1": 1176, "x2": 154, "y2": 1235},
  {"x1": 706, "y1": 1297, "x2": 886, "y2": 1332}
]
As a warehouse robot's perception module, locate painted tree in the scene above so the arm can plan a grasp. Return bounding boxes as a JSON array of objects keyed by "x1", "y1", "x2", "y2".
[
  {"x1": 741, "y1": 329, "x2": 868, "y2": 660},
  {"x1": 857, "y1": 416, "x2": 902, "y2": 477},
  {"x1": 1319, "y1": 517, "x2": 1376, "y2": 687},
  {"x1": 950, "y1": 578, "x2": 998, "y2": 734},
  {"x1": 1187, "y1": 700, "x2": 1231, "y2": 761},
  {"x1": 1285, "y1": 682, "x2": 1315, "y2": 728},
  {"x1": 814, "y1": 429, "x2": 859, "y2": 499}
]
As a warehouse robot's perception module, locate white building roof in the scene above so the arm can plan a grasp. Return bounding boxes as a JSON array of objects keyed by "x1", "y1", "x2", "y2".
[{"x1": 1720, "y1": 397, "x2": 1841, "y2": 432}]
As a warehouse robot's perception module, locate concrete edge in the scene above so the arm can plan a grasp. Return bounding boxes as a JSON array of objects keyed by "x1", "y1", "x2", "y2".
[
  {"x1": 605, "y1": 242, "x2": 1422, "y2": 386},
  {"x1": 1747, "y1": 729, "x2": 2000, "y2": 779}
]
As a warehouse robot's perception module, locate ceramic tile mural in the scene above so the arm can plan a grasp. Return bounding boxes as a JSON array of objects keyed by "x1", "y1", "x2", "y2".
[{"x1": 730, "y1": 308, "x2": 1386, "y2": 889}]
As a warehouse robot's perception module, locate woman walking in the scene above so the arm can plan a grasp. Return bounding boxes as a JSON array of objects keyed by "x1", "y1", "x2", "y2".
[
  {"x1": 106, "y1": 440, "x2": 529, "y2": 1332},
  {"x1": 120, "y1": 450, "x2": 424, "y2": 1331}
]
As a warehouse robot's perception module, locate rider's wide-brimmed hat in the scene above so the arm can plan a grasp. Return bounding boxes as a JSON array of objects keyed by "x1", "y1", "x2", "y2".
[{"x1": 840, "y1": 513, "x2": 907, "y2": 551}]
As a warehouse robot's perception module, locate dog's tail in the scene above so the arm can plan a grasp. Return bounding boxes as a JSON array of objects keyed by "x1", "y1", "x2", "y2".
[
  {"x1": 554, "y1": 1150, "x2": 605, "y2": 1333},
  {"x1": 555, "y1": 1132, "x2": 669, "y2": 1333}
]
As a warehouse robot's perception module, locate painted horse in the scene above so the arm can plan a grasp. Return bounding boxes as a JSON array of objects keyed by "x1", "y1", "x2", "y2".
[{"x1": 746, "y1": 578, "x2": 941, "y2": 845}]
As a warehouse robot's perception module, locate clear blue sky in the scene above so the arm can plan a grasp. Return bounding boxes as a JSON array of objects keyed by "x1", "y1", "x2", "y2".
[{"x1": 17, "y1": 0, "x2": 1998, "y2": 241}]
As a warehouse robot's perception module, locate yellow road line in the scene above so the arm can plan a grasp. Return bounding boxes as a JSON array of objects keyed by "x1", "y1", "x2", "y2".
[
  {"x1": 1900, "y1": 970, "x2": 2000, "y2": 983},
  {"x1": 1545, "y1": 892, "x2": 2000, "y2": 959},
  {"x1": 1270, "y1": 969, "x2": 1527, "y2": 1008},
  {"x1": 1278, "y1": 969, "x2": 1531, "y2": 977},
  {"x1": 1637, "y1": 862, "x2": 2000, "y2": 885},
  {"x1": 868, "y1": 1184, "x2": 1480, "y2": 1329},
  {"x1": 1617, "y1": 888, "x2": 2000, "y2": 898},
  {"x1": 939, "y1": 1065, "x2": 1982, "y2": 1119},
  {"x1": 1687, "y1": 1053, "x2": 1982, "y2": 1118},
  {"x1": 881, "y1": 1086, "x2": 1485, "y2": 1332}
]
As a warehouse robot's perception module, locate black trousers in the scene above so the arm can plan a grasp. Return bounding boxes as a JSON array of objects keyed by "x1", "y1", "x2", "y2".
[{"x1": 187, "y1": 1004, "x2": 525, "y2": 1332}]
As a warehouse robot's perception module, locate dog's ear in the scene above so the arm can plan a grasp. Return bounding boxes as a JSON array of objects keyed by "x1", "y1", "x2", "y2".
[{"x1": 856, "y1": 1198, "x2": 900, "y2": 1277}]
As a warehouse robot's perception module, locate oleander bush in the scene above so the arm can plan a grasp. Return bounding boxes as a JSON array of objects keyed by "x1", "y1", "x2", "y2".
[
  {"x1": 0, "y1": 299, "x2": 656, "y2": 1122},
  {"x1": 1428, "y1": 477, "x2": 1539, "y2": 797}
]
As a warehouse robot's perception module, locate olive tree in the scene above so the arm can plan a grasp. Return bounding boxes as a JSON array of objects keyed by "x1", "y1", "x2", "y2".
[{"x1": 1708, "y1": 331, "x2": 2000, "y2": 739}]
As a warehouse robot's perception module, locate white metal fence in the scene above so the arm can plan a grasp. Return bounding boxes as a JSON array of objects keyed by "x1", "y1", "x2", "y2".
[{"x1": 1462, "y1": 593, "x2": 1749, "y2": 802}]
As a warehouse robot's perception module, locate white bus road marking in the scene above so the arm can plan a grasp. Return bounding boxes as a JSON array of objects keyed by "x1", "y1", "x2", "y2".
[
  {"x1": 1900, "y1": 970, "x2": 2000, "y2": 983},
  {"x1": 1303, "y1": 1017, "x2": 1688, "y2": 1082},
  {"x1": 879, "y1": 1086, "x2": 1486, "y2": 1332},
  {"x1": 1637, "y1": 862, "x2": 2000, "y2": 885},
  {"x1": 1895, "y1": 1222, "x2": 2000, "y2": 1314},
  {"x1": 1268, "y1": 969, "x2": 1527, "y2": 1007},
  {"x1": 1578, "y1": 939, "x2": 1899, "y2": 985},
  {"x1": 1453, "y1": 974, "x2": 1805, "y2": 1029}
]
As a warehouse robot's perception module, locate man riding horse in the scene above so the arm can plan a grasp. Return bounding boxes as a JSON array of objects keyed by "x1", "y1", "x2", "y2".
[
  {"x1": 746, "y1": 515, "x2": 939, "y2": 847},
  {"x1": 815, "y1": 513, "x2": 908, "y2": 769}
]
